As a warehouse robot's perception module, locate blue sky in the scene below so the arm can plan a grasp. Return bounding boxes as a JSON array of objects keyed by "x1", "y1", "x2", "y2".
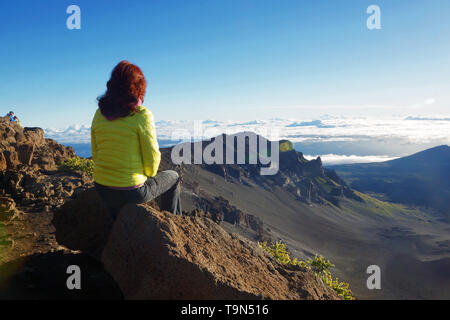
[{"x1": 1, "y1": 0, "x2": 449, "y2": 128}]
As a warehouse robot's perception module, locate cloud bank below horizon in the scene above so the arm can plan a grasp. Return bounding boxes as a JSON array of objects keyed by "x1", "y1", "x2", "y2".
[
  {"x1": 44, "y1": 115, "x2": 450, "y2": 163},
  {"x1": 304, "y1": 154, "x2": 398, "y2": 165}
]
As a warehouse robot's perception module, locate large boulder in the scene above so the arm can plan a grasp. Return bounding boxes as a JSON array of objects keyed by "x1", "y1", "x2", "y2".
[
  {"x1": 52, "y1": 188, "x2": 113, "y2": 261},
  {"x1": 53, "y1": 188, "x2": 339, "y2": 300},
  {"x1": 23, "y1": 127, "x2": 46, "y2": 147},
  {"x1": 101, "y1": 203, "x2": 339, "y2": 300}
]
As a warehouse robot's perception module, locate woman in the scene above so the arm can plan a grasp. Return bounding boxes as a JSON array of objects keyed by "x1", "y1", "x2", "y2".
[{"x1": 91, "y1": 60, "x2": 182, "y2": 219}]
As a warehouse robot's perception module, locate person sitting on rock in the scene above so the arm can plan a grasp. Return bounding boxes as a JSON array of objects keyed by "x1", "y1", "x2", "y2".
[
  {"x1": 91, "y1": 60, "x2": 182, "y2": 220},
  {"x1": 13, "y1": 116, "x2": 21, "y2": 126},
  {"x1": 6, "y1": 111, "x2": 14, "y2": 121}
]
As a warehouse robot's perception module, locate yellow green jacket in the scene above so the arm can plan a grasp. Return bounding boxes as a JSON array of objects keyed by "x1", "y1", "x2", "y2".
[{"x1": 91, "y1": 106, "x2": 161, "y2": 187}]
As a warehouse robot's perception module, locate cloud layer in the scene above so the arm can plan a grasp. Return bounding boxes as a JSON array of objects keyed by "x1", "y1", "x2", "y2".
[
  {"x1": 44, "y1": 115, "x2": 450, "y2": 162},
  {"x1": 304, "y1": 154, "x2": 398, "y2": 165}
]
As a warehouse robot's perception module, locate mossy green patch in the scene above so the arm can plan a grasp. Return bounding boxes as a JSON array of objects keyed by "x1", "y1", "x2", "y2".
[{"x1": 280, "y1": 141, "x2": 294, "y2": 152}]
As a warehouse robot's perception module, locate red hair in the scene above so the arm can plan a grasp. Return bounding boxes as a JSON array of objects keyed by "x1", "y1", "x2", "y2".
[{"x1": 98, "y1": 60, "x2": 147, "y2": 120}]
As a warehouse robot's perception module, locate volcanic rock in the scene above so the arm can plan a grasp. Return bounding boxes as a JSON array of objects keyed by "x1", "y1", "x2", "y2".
[
  {"x1": 52, "y1": 188, "x2": 114, "y2": 261},
  {"x1": 52, "y1": 188, "x2": 339, "y2": 300},
  {"x1": 0, "y1": 117, "x2": 75, "y2": 171},
  {"x1": 101, "y1": 203, "x2": 340, "y2": 300}
]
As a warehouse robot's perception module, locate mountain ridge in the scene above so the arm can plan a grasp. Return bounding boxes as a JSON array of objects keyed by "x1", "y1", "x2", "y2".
[{"x1": 329, "y1": 145, "x2": 450, "y2": 215}]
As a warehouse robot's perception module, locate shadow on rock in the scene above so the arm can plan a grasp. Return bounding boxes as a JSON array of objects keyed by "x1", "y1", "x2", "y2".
[{"x1": 0, "y1": 251, "x2": 123, "y2": 299}]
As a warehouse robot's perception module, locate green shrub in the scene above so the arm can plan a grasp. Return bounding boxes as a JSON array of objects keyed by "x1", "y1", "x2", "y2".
[
  {"x1": 58, "y1": 156, "x2": 94, "y2": 177},
  {"x1": 259, "y1": 241, "x2": 355, "y2": 300}
]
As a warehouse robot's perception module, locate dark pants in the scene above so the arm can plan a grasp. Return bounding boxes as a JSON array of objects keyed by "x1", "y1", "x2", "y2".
[{"x1": 94, "y1": 170, "x2": 182, "y2": 220}]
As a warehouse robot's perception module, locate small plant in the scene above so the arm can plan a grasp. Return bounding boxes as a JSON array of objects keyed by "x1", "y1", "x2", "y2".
[
  {"x1": 306, "y1": 254, "x2": 334, "y2": 275},
  {"x1": 259, "y1": 241, "x2": 355, "y2": 300},
  {"x1": 58, "y1": 156, "x2": 94, "y2": 177},
  {"x1": 259, "y1": 241, "x2": 291, "y2": 264}
]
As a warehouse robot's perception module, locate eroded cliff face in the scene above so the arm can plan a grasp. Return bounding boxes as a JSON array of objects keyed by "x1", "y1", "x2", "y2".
[{"x1": 161, "y1": 133, "x2": 362, "y2": 207}]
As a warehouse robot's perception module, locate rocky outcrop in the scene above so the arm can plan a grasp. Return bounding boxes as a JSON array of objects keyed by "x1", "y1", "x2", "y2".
[
  {"x1": 0, "y1": 117, "x2": 75, "y2": 171},
  {"x1": 0, "y1": 117, "x2": 91, "y2": 212},
  {"x1": 102, "y1": 203, "x2": 339, "y2": 300},
  {"x1": 53, "y1": 189, "x2": 340, "y2": 300},
  {"x1": 191, "y1": 195, "x2": 270, "y2": 242},
  {"x1": 0, "y1": 168, "x2": 93, "y2": 213}
]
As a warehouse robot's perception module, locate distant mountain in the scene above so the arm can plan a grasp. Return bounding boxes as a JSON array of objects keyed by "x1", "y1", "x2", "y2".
[
  {"x1": 164, "y1": 132, "x2": 363, "y2": 207},
  {"x1": 328, "y1": 145, "x2": 450, "y2": 215},
  {"x1": 286, "y1": 120, "x2": 335, "y2": 128}
]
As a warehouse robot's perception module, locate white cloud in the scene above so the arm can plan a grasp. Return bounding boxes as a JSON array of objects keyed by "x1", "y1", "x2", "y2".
[
  {"x1": 45, "y1": 125, "x2": 91, "y2": 143},
  {"x1": 405, "y1": 115, "x2": 450, "y2": 121},
  {"x1": 304, "y1": 154, "x2": 398, "y2": 165},
  {"x1": 424, "y1": 98, "x2": 436, "y2": 105}
]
